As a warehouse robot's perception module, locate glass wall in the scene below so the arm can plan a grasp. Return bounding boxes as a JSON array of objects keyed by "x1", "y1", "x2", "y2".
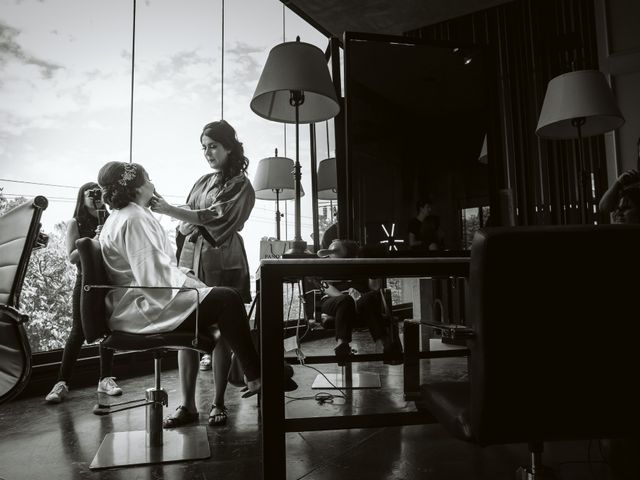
[{"x1": 0, "y1": 0, "x2": 329, "y2": 352}]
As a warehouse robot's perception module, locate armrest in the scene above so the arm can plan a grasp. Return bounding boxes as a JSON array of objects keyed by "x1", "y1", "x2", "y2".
[
  {"x1": 420, "y1": 320, "x2": 476, "y2": 340},
  {"x1": 83, "y1": 284, "x2": 203, "y2": 347},
  {"x1": 0, "y1": 304, "x2": 29, "y2": 324}
]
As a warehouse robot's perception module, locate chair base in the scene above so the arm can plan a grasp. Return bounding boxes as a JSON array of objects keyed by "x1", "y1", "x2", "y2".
[
  {"x1": 312, "y1": 372, "x2": 381, "y2": 389},
  {"x1": 89, "y1": 427, "x2": 210, "y2": 470}
]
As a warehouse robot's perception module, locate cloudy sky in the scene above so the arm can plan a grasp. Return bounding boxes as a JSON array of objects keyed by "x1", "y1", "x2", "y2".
[{"x1": 0, "y1": 0, "x2": 336, "y2": 276}]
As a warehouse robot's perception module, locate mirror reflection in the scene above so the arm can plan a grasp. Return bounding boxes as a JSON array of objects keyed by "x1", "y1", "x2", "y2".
[{"x1": 345, "y1": 34, "x2": 491, "y2": 253}]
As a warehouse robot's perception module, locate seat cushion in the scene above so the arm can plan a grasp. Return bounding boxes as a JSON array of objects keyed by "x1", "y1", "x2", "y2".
[
  {"x1": 416, "y1": 381, "x2": 473, "y2": 442},
  {"x1": 102, "y1": 331, "x2": 214, "y2": 354}
]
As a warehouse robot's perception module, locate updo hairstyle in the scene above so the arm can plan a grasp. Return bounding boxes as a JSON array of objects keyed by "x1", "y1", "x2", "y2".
[{"x1": 98, "y1": 161, "x2": 147, "y2": 210}]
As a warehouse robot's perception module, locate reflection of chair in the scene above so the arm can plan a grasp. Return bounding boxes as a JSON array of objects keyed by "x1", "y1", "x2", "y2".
[
  {"x1": 417, "y1": 226, "x2": 640, "y2": 478},
  {"x1": 75, "y1": 237, "x2": 214, "y2": 470},
  {"x1": 309, "y1": 287, "x2": 399, "y2": 390},
  {"x1": 0, "y1": 196, "x2": 48, "y2": 405}
]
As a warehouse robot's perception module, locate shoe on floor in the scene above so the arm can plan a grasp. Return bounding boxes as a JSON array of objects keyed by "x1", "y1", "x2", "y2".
[
  {"x1": 45, "y1": 381, "x2": 69, "y2": 403},
  {"x1": 199, "y1": 354, "x2": 212, "y2": 371},
  {"x1": 97, "y1": 377, "x2": 123, "y2": 396},
  {"x1": 163, "y1": 405, "x2": 199, "y2": 429}
]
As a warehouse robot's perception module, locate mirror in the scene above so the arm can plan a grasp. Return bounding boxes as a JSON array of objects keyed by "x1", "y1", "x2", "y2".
[{"x1": 343, "y1": 32, "x2": 493, "y2": 253}]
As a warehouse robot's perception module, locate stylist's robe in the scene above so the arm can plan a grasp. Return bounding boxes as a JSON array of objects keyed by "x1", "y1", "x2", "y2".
[{"x1": 178, "y1": 172, "x2": 255, "y2": 303}]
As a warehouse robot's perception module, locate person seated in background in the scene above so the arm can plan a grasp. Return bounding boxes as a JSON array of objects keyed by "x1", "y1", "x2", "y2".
[
  {"x1": 408, "y1": 197, "x2": 445, "y2": 251},
  {"x1": 321, "y1": 210, "x2": 339, "y2": 249},
  {"x1": 97, "y1": 161, "x2": 260, "y2": 429},
  {"x1": 599, "y1": 169, "x2": 640, "y2": 224},
  {"x1": 310, "y1": 238, "x2": 403, "y2": 364}
]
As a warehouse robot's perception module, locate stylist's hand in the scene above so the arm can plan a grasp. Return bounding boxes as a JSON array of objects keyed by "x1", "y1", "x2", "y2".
[{"x1": 149, "y1": 191, "x2": 172, "y2": 214}]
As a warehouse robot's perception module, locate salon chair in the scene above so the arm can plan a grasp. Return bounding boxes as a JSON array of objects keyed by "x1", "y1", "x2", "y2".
[
  {"x1": 76, "y1": 237, "x2": 214, "y2": 470},
  {"x1": 0, "y1": 196, "x2": 48, "y2": 405},
  {"x1": 416, "y1": 225, "x2": 640, "y2": 479}
]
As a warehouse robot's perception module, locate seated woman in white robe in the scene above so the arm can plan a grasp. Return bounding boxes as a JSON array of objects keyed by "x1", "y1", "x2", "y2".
[{"x1": 97, "y1": 161, "x2": 260, "y2": 428}]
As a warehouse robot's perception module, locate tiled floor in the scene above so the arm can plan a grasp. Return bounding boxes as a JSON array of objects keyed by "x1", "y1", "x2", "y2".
[{"x1": 0, "y1": 332, "x2": 632, "y2": 479}]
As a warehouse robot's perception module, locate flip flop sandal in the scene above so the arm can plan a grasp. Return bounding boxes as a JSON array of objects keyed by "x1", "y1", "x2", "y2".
[
  {"x1": 162, "y1": 405, "x2": 199, "y2": 429},
  {"x1": 208, "y1": 404, "x2": 228, "y2": 427}
]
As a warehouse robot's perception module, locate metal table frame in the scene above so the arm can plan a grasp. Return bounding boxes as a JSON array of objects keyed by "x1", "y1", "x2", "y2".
[{"x1": 258, "y1": 257, "x2": 470, "y2": 479}]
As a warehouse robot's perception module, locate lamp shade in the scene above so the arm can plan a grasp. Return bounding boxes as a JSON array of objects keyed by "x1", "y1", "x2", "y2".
[
  {"x1": 253, "y1": 156, "x2": 303, "y2": 201},
  {"x1": 250, "y1": 40, "x2": 340, "y2": 124},
  {"x1": 536, "y1": 70, "x2": 624, "y2": 139},
  {"x1": 478, "y1": 135, "x2": 488, "y2": 164},
  {"x1": 317, "y1": 157, "x2": 337, "y2": 200}
]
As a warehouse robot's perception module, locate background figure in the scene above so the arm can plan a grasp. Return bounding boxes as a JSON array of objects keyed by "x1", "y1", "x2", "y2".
[
  {"x1": 45, "y1": 182, "x2": 121, "y2": 404},
  {"x1": 321, "y1": 210, "x2": 339, "y2": 249},
  {"x1": 99, "y1": 161, "x2": 260, "y2": 429},
  {"x1": 408, "y1": 198, "x2": 445, "y2": 251},
  {"x1": 313, "y1": 239, "x2": 403, "y2": 364},
  {"x1": 151, "y1": 120, "x2": 255, "y2": 427},
  {"x1": 599, "y1": 169, "x2": 640, "y2": 224}
]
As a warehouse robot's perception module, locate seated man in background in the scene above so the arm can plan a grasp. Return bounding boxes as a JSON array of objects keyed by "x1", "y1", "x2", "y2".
[
  {"x1": 309, "y1": 239, "x2": 403, "y2": 364},
  {"x1": 408, "y1": 198, "x2": 445, "y2": 251}
]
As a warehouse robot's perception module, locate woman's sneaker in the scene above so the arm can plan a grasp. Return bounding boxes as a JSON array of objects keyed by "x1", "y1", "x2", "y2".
[
  {"x1": 45, "y1": 381, "x2": 69, "y2": 403},
  {"x1": 199, "y1": 354, "x2": 212, "y2": 371},
  {"x1": 97, "y1": 377, "x2": 123, "y2": 396}
]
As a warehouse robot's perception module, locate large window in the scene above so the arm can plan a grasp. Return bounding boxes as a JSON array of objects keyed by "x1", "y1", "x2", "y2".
[{"x1": 0, "y1": 0, "x2": 328, "y2": 353}]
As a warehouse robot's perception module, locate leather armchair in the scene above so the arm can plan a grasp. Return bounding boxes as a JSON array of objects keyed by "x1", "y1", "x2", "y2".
[
  {"x1": 417, "y1": 225, "x2": 640, "y2": 479},
  {"x1": 0, "y1": 196, "x2": 48, "y2": 405}
]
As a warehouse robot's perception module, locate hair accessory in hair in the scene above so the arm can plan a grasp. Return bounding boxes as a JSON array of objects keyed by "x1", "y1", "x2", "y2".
[{"x1": 118, "y1": 163, "x2": 137, "y2": 186}]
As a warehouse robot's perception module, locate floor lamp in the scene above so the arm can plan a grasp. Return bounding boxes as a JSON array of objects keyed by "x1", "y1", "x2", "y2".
[
  {"x1": 253, "y1": 153, "x2": 303, "y2": 240},
  {"x1": 536, "y1": 70, "x2": 624, "y2": 223},
  {"x1": 250, "y1": 37, "x2": 340, "y2": 257}
]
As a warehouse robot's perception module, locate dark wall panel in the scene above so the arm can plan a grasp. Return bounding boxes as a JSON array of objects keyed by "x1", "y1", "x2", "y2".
[{"x1": 407, "y1": 0, "x2": 608, "y2": 226}]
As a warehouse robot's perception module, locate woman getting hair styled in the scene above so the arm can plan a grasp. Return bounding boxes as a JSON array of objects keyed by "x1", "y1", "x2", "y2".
[{"x1": 97, "y1": 161, "x2": 260, "y2": 429}]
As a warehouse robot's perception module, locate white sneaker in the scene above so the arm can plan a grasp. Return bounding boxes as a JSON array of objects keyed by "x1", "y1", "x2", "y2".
[
  {"x1": 97, "y1": 377, "x2": 123, "y2": 396},
  {"x1": 45, "y1": 381, "x2": 69, "y2": 403},
  {"x1": 199, "y1": 354, "x2": 212, "y2": 371}
]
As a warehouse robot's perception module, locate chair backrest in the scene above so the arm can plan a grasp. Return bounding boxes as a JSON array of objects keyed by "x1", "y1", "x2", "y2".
[
  {"x1": 0, "y1": 196, "x2": 48, "y2": 404},
  {"x1": 468, "y1": 225, "x2": 640, "y2": 444},
  {"x1": 0, "y1": 196, "x2": 48, "y2": 307},
  {"x1": 75, "y1": 237, "x2": 110, "y2": 343}
]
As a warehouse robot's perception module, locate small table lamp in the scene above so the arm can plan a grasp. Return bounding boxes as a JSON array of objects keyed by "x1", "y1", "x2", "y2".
[
  {"x1": 251, "y1": 37, "x2": 340, "y2": 256},
  {"x1": 254, "y1": 153, "x2": 304, "y2": 240},
  {"x1": 317, "y1": 157, "x2": 337, "y2": 200},
  {"x1": 536, "y1": 70, "x2": 624, "y2": 222}
]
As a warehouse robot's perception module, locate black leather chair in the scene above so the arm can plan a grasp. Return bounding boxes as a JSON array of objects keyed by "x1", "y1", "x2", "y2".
[
  {"x1": 75, "y1": 237, "x2": 215, "y2": 470},
  {"x1": 416, "y1": 225, "x2": 640, "y2": 479},
  {"x1": 0, "y1": 196, "x2": 48, "y2": 405}
]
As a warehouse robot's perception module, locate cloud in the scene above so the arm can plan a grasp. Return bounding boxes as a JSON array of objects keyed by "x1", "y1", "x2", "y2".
[
  {"x1": 226, "y1": 41, "x2": 262, "y2": 85},
  {"x1": 0, "y1": 20, "x2": 63, "y2": 79}
]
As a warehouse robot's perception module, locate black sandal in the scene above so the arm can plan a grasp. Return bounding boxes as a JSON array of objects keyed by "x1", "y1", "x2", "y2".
[
  {"x1": 162, "y1": 405, "x2": 198, "y2": 429},
  {"x1": 208, "y1": 404, "x2": 228, "y2": 426}
]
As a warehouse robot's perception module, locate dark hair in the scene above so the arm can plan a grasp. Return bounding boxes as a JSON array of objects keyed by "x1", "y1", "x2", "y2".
[
  {"x1": 416, "y1": 196, "x2": 433, "y2": 213},
  {"x1": 73, "y1": 182, "x2": 104, "y2": 234},
  {"x1": 200, "y1": 120, "x2": 249, "y2": 181},
  {"x1": 98, "y1": 161, "x2": 147, "y2": 210},
  {"x1": 620, "y1": 186, "x2": 640, "y2": 210}
]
